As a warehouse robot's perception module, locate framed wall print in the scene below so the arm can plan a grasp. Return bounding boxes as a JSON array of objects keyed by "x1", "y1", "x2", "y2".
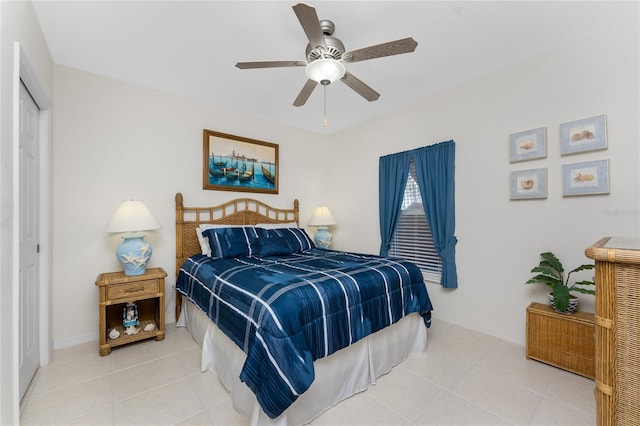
[
  {"x1": 203, "y1": 129, "x2": 279, "y2": 194},
  {"x1": 562, "y1": 159, "x2": 609, "y2": 196},
  {"x1": 509, "y1": 127, "x2": 547, "y2": 163},
  {"x1": 510, "y1": 168, "x2": 547, "y2": 200},
  {"x1": 560, "y1": 114, "x2": 607, "y2": 156}
]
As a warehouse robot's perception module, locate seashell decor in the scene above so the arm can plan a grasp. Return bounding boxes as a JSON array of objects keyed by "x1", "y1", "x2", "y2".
[{"x1": 109, "y1": 328, "x2": 120, "y2": 340}]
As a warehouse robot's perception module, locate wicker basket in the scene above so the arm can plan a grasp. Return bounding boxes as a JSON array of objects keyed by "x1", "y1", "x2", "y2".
[{"x1": 526, "y1": 302, "x2": 595, "y2": 379}]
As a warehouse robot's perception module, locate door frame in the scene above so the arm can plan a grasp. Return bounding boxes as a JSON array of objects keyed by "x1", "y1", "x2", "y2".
[{"x1": 13, "y1": 41, "x2": 53, "y2": 401}]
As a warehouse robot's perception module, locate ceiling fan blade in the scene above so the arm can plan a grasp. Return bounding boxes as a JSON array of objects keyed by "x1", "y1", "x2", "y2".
[
  {"x1": 341, "y1": 72, "x2": 380, "y2": 102},
  {"x1": 293, "y1": 79, "x2": 318, "y2": 107},
  {"x1": 235, "y1": 60, "x2": 306, "y2": 69},
  {"x1": 292, "y1": 3, "x2": 326, "y2": 50},
  {"x1": 342, "y1": 37, "x2": 418, "y2": 63}
]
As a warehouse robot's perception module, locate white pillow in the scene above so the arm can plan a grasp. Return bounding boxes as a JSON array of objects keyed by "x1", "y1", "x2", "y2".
[
  {"x1": 196, "y1": 224, "x2": 252, "y2": 257},
  {"x1": 255, "y1": 222, "x2": 299, "y2": 229}
]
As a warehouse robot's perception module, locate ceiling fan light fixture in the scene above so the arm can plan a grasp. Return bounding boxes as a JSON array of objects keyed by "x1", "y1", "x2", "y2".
[{"x1": 305, "y1": 58, "x2": 345, "y2": 84}]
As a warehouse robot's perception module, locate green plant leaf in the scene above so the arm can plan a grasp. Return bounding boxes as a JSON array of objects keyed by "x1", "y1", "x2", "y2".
[
  {"x1": 553, "y1": 285, "x2": 570, "y2": 311},
  {"x1": 571, "y1": 287, "x2": 596, "y2": 295},
  {"x1": 536, "y1": 262, "x2": 562, "y2": 278},
  {"x1": 526, "y1": 274, "x2": 560, "y2": 287},
  {"x1": 530, "y1": 265, "x2": 560, "y2": 278},
  {"x1": 570, "y1": 279, "x2": 595, "y2": 294},
  {"x1": 540, "y1": 252, "x2": 564, "y2": 274},
  {"x1": 569, "y1": 264, "x2": 595, "y2": 274},
  {"x1": 565, "y1": 265, "x2": 595, "y2": 287}
]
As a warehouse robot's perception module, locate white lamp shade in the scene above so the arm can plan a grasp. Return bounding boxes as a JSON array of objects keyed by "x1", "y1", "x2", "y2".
[
  {"x1": 305, "y1": 59, "x2": 346, "y2": 84},
  {"x1": 309, "y1": 206, "x2": 336, "y2": 227},
  {"x1": 105, "y1": 200, "x2": 162, "y2": 233}
]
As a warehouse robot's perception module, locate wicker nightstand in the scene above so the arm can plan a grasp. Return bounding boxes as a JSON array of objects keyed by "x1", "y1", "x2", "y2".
[
  {"x1": 526, "y1": 302, "x2": 595, "y2": 379},
  {"x1": 95, "y1": 267, "x2": 167, "y2": 356}
]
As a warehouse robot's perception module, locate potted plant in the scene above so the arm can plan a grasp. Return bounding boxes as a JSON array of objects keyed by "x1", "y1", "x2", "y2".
[{"x1": 526, "y1": 251, "x2": 595, "y2": 313}]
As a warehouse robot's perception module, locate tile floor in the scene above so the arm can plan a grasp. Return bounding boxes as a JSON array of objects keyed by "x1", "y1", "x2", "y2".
[{"x1": 20, "y1": 319, "x2": 596, "y2": 425}]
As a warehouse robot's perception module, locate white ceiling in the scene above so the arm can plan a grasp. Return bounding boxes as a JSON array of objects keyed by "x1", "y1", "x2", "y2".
[{"x1": 32, "y1": 1, "x2": 630, "y2": 135}]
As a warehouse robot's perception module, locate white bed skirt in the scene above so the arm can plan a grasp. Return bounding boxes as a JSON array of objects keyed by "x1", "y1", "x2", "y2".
[{"x1": 177, "y1": 299, "x2": 428, "y2": 426}]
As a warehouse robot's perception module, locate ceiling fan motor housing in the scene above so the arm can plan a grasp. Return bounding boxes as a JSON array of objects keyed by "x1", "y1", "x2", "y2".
[{"x1": 305, "y1": 20, "x2": 345, "y2": 61}]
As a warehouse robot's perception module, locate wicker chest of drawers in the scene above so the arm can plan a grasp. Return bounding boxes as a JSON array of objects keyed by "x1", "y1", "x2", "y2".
[
  {"x1": 526, "y1": 302, "x2": 595, "y2": 379},
  {"x1": 586, "y1": 237, "x2": 640, "y2": 426}
]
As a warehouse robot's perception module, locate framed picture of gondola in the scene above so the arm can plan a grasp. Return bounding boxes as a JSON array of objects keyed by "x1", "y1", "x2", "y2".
[{"x1": 203, "y1": 129, "x2": 279, "y2": 194}]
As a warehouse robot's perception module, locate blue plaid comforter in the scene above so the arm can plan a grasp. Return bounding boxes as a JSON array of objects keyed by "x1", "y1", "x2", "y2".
[{"x1": 176, "y1": 249, "x2": 432, "y2": 418}]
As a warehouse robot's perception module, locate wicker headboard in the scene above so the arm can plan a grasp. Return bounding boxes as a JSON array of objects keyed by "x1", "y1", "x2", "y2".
[{"x1": 174, "y1": 192, "x2": 299, "y2": 319}]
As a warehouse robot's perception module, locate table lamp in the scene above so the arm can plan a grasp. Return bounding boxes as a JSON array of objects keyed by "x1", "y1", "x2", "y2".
[
  {"x1": 105, "y1": 200, "x2": 162, "y2": 276},
  {"x1": 309, "y1": 206, "x2": 336, "y2": 249}
]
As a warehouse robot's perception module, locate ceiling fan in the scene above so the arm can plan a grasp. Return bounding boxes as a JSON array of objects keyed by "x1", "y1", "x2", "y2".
[{"x1": 235, "y1": 3, "x2": 418, "y2": 110}]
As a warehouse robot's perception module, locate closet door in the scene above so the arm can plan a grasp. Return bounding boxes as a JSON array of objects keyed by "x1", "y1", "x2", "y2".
[{"x1": 19, "y1": 80, "x2": 40, "y2": 400}]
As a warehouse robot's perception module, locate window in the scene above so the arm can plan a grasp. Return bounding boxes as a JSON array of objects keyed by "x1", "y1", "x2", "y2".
[{"x1": 390, "y1": 160, "x2": 442, "y2": 281}]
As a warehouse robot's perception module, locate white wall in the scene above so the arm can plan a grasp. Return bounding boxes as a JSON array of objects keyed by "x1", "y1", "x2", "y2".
[
  {"x1": 0, "y1": 1, "x2": 53, "y2": 423},
  {"x1": 51, "y1": 3, "x2": 639, "y2": 350},
  {"x1": 52, "y1": 66, "x2": 329, "y2": 346},
  {"x1": 328, "y1": 19, "x2": 640, "y2": 345}
]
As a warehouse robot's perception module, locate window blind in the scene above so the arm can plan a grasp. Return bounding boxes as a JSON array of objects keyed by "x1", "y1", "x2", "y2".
[{"x1": 390, "y1": 162, "x2": 442, "y2": 278}]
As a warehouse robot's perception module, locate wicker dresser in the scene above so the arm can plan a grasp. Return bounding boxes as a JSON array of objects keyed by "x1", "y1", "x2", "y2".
[{"x1": 585, "y1": 237, "x2": 640, "y2": 426}]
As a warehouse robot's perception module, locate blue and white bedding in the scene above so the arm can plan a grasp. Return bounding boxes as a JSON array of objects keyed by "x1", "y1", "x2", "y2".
[{"x1": 176, "y1": 237, "x2": 432, "y2": 418}]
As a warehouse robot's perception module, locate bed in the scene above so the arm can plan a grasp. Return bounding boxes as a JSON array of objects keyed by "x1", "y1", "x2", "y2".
[{"x1": 174, "y1": 193, "x2": 433, "y2": 425}]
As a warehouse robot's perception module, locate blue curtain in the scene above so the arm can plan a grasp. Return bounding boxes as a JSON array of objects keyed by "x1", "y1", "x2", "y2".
[
  {"x1": 413, "y1": 140, "x2": 458, "y2": 288},
  {"x1": 378, "y1": 151, "x2": 411, "y2": 257}
]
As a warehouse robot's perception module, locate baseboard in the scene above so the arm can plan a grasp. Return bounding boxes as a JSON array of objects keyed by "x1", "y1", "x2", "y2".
[
  {"x1": 53, "y1": 321, "x2": 179, "y2": 351},
  {"x1": 431, "y1": 312, "x2": 524, "y2": 347},
  {"x1": 53, "y1": 331, "x2": 98, "y2": 350}
]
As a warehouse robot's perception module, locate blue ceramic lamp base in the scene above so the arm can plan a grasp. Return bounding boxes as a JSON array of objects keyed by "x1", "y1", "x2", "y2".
[
  {"x1": 116, "y1": 233, "x2": 153, "y2": 276},
  {"x1": 314, "y1": 227, "x2": 333, "y2": 249}
]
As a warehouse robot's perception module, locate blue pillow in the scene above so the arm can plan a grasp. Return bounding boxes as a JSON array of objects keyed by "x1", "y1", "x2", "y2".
[
  {"x1": 256, "y1": 236, "x2": 294, "y2": 257},
  {"x1": 265, "y1": 228, "x2": 315, "y2": 252},
  {"x1": 202, "y1": 226, "x2": 260, "y2": 258}
]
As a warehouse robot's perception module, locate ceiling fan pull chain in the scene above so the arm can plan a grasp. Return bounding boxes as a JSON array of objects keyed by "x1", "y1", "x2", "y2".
[{"x1": 323, "y1": 83, "x2": 328, "y2": 127}]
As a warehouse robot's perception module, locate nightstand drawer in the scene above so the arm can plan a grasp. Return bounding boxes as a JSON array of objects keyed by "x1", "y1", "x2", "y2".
[{"x1": 106, "y1": 279, "x2": 160, "y2": 300}]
